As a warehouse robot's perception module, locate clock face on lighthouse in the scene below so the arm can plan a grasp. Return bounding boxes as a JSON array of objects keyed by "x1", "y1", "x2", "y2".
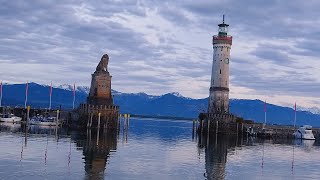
[
  {"x1": 224, "y1": 58, "x2": 229, "y2": 64},
  {"x1": 219, "y1": 26, "x2": 228, "y2": 33}
]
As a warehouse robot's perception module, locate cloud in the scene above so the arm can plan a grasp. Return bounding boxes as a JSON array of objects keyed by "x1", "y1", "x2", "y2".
[{"x1": 0, "y1": 0, "x2": 319, "y2": 108}]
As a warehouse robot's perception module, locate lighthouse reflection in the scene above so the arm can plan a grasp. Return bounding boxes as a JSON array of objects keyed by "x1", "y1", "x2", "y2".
[
  {"x1": 199, "y1": 134, "x2": 237, "y2": 180},
  {"x1": 73, "y1": 129, "x2": 117, "y2": 180}
]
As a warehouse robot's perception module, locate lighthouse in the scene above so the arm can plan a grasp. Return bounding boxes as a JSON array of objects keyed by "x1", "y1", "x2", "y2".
[{"x1": 208, "y1": 15, "x2": 232, "y2": 115}]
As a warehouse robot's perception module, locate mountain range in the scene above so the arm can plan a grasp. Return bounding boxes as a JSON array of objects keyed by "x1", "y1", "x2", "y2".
[{"x1": 1, "y1": 82, "x2": 320, "y2": 127}]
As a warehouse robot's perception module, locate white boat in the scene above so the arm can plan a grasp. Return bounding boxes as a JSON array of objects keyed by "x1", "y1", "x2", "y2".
[
  {"x1": 246, "y1": 127, "x2": 256, "y2": 137},
  {"x1": 293, "y1": 125, "x2": 315, "y2": 140},
  {"x1": 29, "y1": 115, "x2": 60, "y2": 126},
  {"x1": 0, "y1": 113, "x2": 22, "y2": 123}
]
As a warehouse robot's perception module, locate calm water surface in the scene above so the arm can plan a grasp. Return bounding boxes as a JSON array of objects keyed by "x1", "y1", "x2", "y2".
[{"x1": 0, "y1": 118, "x2": 320, "y2": 180}]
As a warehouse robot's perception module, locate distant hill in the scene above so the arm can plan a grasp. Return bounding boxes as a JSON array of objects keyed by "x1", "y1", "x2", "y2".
[
  {"x1": 1, "y1": 82, "x2": 320, "y2": 127},
  {"x1": 1, "y1": 82, "x2": 87, "y2": 109}
]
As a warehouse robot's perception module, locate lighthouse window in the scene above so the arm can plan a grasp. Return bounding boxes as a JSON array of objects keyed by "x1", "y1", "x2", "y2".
[{"x1": 220, "y1": 69, "x2": 221, "y2": 74}]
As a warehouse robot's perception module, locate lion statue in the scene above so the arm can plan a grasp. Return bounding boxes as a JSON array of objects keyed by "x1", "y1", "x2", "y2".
[{"x1": 96, "y1": 54, "x2": 109, "y2": 72}]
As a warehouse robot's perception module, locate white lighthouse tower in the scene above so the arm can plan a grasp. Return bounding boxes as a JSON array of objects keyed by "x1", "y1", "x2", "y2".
[{"x1": 208, "y1": 15, "x2": 232, "y2": 115}]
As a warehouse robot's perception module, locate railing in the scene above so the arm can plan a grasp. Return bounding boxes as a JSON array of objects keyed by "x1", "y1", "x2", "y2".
[{"x1": 80, "y1": 103, "x2": 119, "y2": 115}]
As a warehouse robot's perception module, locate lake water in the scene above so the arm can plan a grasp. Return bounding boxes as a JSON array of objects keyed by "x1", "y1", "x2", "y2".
[{"x1": 0, "y1": 118, "x2": 320, "y2": 180}]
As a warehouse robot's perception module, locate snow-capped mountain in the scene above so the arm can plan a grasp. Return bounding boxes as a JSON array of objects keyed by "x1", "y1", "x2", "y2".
[
  {"x1": 298, "y1": 107, "x2": 320, "y2": 115},
  {"x1": 54, "y1": 84, "x2": 74, "y2": 91},
  {"x1": 169, "y1": 92, "x2": 192, "y2": 100},
  {"x1": 1, "y1": 82, "x2": 320, "y2": 126},
  {"x1": 54, "y1": 84, "x2": 90, "y2": 94},
  {"x1": 53, "y1": 84, "x2": 191, "y2": 100}
]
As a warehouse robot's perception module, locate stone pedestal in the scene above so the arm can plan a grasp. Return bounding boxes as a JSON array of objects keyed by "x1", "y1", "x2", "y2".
[{"x1": 79, "y1": 53, "x2": 119, "y2": 128}]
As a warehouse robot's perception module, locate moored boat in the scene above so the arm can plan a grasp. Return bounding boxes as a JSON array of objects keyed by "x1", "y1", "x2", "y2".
[
  {"x1": 29, "y1": 115, "x2": 60, "y2": 126},
  {"x1": 0, "y1": 113, "x2": 22, "y2": 123},
  {"x1": 246, "y1": 127, "x2": 256, "y2": 137},
  {"x1": 293, "y1": 125, "x2": 315, "y2": 140}
]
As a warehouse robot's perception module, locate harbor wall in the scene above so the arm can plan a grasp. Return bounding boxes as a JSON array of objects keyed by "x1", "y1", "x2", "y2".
[{"x1": 198, "y1": 119, "x2": 320, "y2": 139}]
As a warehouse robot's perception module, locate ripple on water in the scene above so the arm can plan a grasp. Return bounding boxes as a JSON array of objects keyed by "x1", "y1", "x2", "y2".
[{"x1": 1, "y1": 120, "x2": 320, "y2": 179}]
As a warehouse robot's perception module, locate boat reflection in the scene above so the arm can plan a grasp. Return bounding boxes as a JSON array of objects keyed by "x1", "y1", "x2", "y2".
[
  {"x1": 0, "y1": 122, "x2": 22, "y2": 132},
  {"x1": 293, "y1": 139, "x2": 315, "y2": 151},
  {"x1": 27, "y1": 125, "x2": 60, "y2": 134}
]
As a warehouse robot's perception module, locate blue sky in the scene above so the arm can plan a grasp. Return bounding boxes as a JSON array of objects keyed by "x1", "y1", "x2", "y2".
[{"x1": 0, "y1": 0, "x2": 319, "y2": 108}]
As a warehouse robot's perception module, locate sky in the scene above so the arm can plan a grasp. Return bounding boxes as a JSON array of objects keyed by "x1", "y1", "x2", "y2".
[{"x1": 0, "y1": 0, "x2": 319, "y2": 109}]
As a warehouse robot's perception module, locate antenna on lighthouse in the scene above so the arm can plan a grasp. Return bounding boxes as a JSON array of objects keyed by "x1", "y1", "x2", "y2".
[{"x1": 223, "y1": 14, "x2": 225, "y2": 24}]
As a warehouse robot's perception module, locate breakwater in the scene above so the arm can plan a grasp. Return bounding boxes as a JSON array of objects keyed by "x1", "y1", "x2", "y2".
[{"x1": 197, "y1": 119, "x2": 320, "y2": 140}]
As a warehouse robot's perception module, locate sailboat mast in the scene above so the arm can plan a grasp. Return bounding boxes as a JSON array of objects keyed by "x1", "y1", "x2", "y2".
[
  {"x1": 294, "y1": 102, "x2": 297, "y2": 128},
  {"x1": 72, "y1": 83, "x2": 76, "y2": 109},
  {"x1": 264, "y1": 100, "x2": 267, "y2": 128},
  {"x1": 49, "y1": 81, "x2": 52, "y2": 110},
  {"x1": 24, "y1": 82, "x2": 28, "y2": 109},
  {"x1": 0, "y1": 81, "x2": 2, "y2": 107},
  {"x1": 49, "y1": 95, "x2": 52, "y2": 110}
]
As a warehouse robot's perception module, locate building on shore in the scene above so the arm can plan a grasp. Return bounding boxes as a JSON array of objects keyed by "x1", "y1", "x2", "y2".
[
  {"x1": 207, "y1": 15, "x2": 235, "y2": 123},
  {"x1": 79, "y1": 54, "x2": 119, "y2": 128}
]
